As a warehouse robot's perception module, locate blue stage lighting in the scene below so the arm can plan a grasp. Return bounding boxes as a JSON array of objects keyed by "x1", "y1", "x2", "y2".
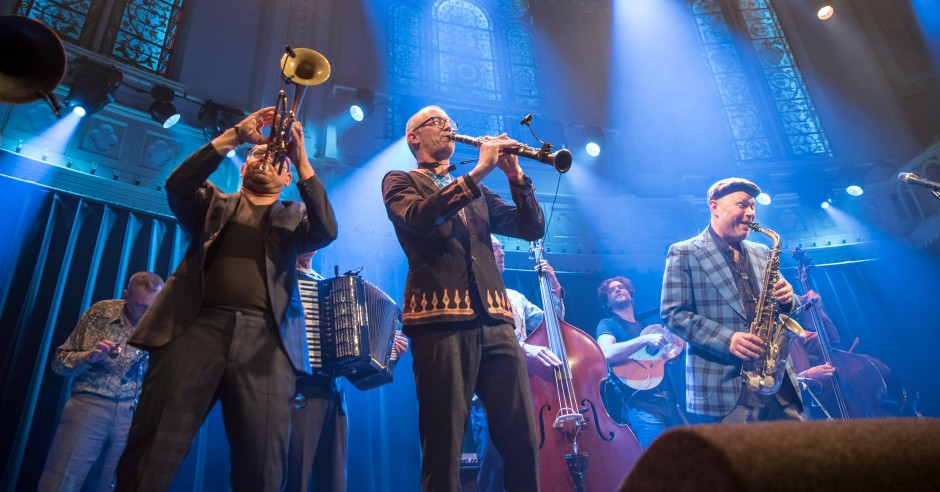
[
  {"x1": 820, "y1": 200, "x2": 831, "y2": 209},
  {"x1": 349, "y1": 88, "x2": 375, "y2": 122},
  {"x1": 64, "y1": 58, "x2": 122, "y2": 117},
  {"x1": 350, "y1": 104, "x2": 365, "y2": 122},
  {"x1": 846, "y1": 185, "x2": 864, "y2": 196},
  {"x1": 586, "y1": 142, "x2": 601, "y2": 157},
  {"x1": 149, "y1": 85, "x2": 180, "y2": 129},
  {"x1": 756, "y1": 192, "x2": 772, "y2": 205},
  {"x1": 72, "y1": 106, "x2": 86, "y2": 117},
  {"x1": 199, "y1": 100, "x2": 245, "y2": 141}
]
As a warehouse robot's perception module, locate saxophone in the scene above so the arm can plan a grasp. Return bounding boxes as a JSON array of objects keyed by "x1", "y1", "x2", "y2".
[{"x1": 741, "y1": 222, "x2": 806, "y2": 395}]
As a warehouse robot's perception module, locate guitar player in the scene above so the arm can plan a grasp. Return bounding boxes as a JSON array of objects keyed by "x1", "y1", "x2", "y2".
[{"x1": 595, "y1": 276, "x2": 687, "y2": 449}]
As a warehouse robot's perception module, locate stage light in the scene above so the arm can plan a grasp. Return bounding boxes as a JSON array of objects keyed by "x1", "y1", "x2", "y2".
[
  {"x1": 753, "y1": 174, "x2": 776, "y2": 206},
  {"x1": 349, "y1": 88, "x2": 375, "y2": 122},
  {"x1": 821, "y1": 199, "x2": 831, "y2": 209},
  {"x1": 846, "y1": 185, "x2": 864, "y2": 196},
  {"x1": 584, "y1": 125, "x2": 604, "y2": 157},
  {"x1": 585, "y1": 141, "x2": 601, "y2": 157},
  {"x1": 199, "y1": 100, "x2": 245, "y2": 141},
  {"x1": 64, "y1": 58, "x2": 122, "y2": 117},
  {"x1": 149, "y1": 85, "x2": 180, "y2": 129},
  {"x1": 794, "y1": 169, "x2": 832, "y2": 209},
  {"x1": 808, "y1": 0, "x2": 835, "y2": 20}
]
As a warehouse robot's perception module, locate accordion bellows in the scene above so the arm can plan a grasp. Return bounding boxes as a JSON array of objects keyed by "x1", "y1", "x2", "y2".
[{"x1": 299, "y1": 274, "x2": 402, "y2": 390}]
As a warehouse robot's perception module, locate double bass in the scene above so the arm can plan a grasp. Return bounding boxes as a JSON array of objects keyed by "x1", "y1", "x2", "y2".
[
  {"x1": 792, "y1": 248, "x2": 907, "y2": 419},
  {"x1": 525, "y1": 241, "x2": 643, "y2": 491}
]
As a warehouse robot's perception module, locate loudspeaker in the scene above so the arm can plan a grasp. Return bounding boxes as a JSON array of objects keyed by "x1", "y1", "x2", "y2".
[{"x1": 620, "y1": 418, "x2": 940, "y2": 492}]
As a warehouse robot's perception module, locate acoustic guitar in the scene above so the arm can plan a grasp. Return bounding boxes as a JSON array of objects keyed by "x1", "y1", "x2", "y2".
[{"x1": 610, "y1": 324, "x2": 685, "y2": 391}]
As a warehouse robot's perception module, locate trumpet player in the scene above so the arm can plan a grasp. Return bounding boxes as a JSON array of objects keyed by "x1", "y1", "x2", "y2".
[
  {"x1": 115, "y1": 106, "x2": 338, "y2": 491},
  {"x1": 382, "y1": 106, "x2": 544, "y2": 491},
  {"x1": 660, "y1": 178, "x2": 804, "y2": 424}
]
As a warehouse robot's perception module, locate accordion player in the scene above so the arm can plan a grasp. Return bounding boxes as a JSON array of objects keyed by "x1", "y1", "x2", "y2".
[{"x1": 298, "y1": 273, "x2": 402, "y2": 390}]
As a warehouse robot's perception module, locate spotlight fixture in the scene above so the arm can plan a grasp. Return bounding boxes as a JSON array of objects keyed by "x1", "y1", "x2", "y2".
[
  {"x1": 812, "y1": 0, "x2": 834, "y2": 20},
  {"x1": 349, "y1": 88, "x2": 375, "y2": 122},
  {"x1": 753, "y1": 174, "x2": 777, "y2": 206},
  {"x1": 794, "y1": 169, "x2": 832, "y2": 210},
  {"x1": 198, "y1": 100, "x2": 245, "y2": 141},
  {"x1": 845, "y1": 185, "x2": 864, "y2": 196},
  {"x1": 585, "y1": 142, "x2": 601, "y2": 157},
  {"x1": 584, "y1": 125, "x2": 604, "y2": 157},
  {"x1": 149, "y1": 85, "x2": 180, "y2": 128},
  {"x1": 64, "y1": 58, "x2": 122, "y2": 117}
]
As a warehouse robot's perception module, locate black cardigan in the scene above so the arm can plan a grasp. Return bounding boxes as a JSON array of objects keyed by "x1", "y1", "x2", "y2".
[{"x1": 382, "y1": 169, "x2": 544, "y2": 328}]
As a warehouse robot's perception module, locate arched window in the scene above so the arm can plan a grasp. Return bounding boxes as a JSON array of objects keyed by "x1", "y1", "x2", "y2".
[
  {"x1": 692, "y1": 0, "x2": 831, "y2": 162},
  {"x1": 388, "y1": 0, "x2": 541, "y2": 139},
  {"x1": 21, "y1": 0, "x2": 185, "y2": 76}
]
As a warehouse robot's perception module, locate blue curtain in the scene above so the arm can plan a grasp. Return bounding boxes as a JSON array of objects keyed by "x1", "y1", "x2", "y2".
[{"x1": 0, "y1": 171, "x2": 423, "y2": 492}]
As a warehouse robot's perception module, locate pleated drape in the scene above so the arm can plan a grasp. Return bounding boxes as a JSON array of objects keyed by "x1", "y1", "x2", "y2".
[{"x1": 0, "y1": 175, "x2": 186, "y2": 491}]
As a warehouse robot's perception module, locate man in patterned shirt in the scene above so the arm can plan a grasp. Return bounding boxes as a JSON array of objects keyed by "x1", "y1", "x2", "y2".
[
  {"x1": 469, "y1": 235, "x2": 562, "y2": 492},
  {"x1": 38, "y1": 271, "x2": 164, "y2": 492}
]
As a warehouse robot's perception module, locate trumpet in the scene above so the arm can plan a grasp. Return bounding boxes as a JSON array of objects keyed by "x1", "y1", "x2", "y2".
[
  {"x1": 265, "y1": 46, "x2": 331, "y2": 174},
  {"x1": 449, "y1": 133, "x2": 572, "y2": 174},
  {"x1": 0, "y1": 16, "x2": 66, "y2": 116}
]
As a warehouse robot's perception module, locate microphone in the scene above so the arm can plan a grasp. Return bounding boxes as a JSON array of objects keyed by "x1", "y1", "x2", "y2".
[
  {"x1": 898, "y1": 172, "x2": 940, "y2": 191},
  {"x1": 285, "y1": 45, "x2": 296, "y2": 58},
  {"x1": 519, "y1": 114, "x2": 533, "y2": 126}
]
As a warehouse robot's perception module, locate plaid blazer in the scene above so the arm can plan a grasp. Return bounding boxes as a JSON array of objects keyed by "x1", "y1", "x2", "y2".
[{"x1": 660, "y1": 228, "x2": 801, "y2": 417}]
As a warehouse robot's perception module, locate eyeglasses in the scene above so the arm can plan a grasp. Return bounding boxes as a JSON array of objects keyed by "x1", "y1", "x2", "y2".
[
  {"x1": 412, "y1": 116, "x2": 457, "y2": 132},
  {"x1": 248, "y1": 148, "x2": 268, "y2": 159}
]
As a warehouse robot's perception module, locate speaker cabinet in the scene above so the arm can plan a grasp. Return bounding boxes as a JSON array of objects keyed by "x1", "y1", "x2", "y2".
[{"x1": 620, "y1": 418, "x2": 940, "y2": 491}]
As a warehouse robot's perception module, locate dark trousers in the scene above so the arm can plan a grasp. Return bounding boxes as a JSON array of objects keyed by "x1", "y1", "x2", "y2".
[
  {"x1": 469, "y1": 397, "x2": 504, "y2": 492},
  {"x1": 285, "y1": 375, "x2": 347, "y2": 492},
  {"x1": 115, "y1": 307, "x2": 296, "y2": 492},
  {"x1": 406, "y1": 320, "x2": 538, "y2": 492},
  {"x1": 697, "y1": 378, "x2": 804, "y2": 424},
  {"x1": 38, "y1": 392, "x2": 135, "y2": 492}
]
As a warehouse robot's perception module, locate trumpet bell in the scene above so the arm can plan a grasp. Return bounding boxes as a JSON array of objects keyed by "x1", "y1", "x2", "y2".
[
  {"x1": 0, "y1": 15, "x2": 66, "y2": 104},
  {"x1": 280, "y1": 48, "x2": 331, "y2": 86}
]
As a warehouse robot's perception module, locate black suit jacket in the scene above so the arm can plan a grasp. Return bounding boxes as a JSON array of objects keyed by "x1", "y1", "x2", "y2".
[
  {"x1": 129, "y1": 143, "x2": 338, "y2": 374},
  {"x1": 382, "y1": 169, "x2": 544, "y2": 328}
]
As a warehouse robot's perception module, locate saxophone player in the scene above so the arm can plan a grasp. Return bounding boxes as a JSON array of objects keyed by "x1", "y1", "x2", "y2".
[{"x1": 661, "y1": 178, "x2": 804, "y2": 424}]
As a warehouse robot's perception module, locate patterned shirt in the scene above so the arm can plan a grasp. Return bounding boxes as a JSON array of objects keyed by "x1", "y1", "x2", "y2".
[
  {"x1": 52, "y1": 299, "x2": 148, "y2": 399},
  {"x1": 506, "y1": 287, "x2": 565, "y2": 343}
]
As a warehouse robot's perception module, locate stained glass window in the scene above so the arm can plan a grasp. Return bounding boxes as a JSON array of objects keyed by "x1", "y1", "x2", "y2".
[
  {"x1": 692, "y1": 0, "x2": 831, "y2": 161},
  {"x1": 433, "y1": 0, "x2": 501, "y2": 102},
  {"x1": 21, "y1": 0, "x2": 185, "y2": 76},
  {"x1": 387, "y1": 0, "x2": 541, "y2": 139}
]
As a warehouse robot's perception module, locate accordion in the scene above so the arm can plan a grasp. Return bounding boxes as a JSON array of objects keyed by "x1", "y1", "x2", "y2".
[{"x1": 298, "y1": 273, "x2": 402, "y2": 390}]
